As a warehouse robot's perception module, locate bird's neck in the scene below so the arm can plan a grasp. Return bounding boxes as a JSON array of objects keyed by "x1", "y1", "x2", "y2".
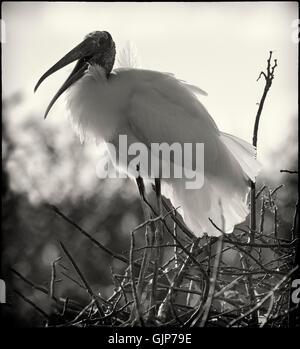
[{"x1": 87, "y1": 65, "x2": 108, "y2": 82}]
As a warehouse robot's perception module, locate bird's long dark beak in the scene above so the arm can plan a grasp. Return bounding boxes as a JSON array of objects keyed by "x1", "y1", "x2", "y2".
[{"x1": 34, "y1": 37, "x2": 97, "y2": 119}]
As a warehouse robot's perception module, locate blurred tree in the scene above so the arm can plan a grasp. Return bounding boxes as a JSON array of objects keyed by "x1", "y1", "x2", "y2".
[{"x1": 1, "y1": 92, "x2": 143, "y2": 326}]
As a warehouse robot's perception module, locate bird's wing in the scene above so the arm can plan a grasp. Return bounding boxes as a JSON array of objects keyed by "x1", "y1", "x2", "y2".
[
  {"x1": 104, "y1": 68, "x2": 260, "y2": 236},
  {"x1": 162, "y1": 72, "x2": 208, "y2": 97},
  {"x1": 117, "y1": 69, "x2": 253, "y2": 236},
  {"x1": 121, "y1": 69, "x2": 224, "y2": 173}
]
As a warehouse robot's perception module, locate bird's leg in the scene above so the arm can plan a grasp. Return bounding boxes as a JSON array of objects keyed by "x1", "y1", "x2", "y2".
[
  {"x1": 154, "y1": 178, "x2": 163, "y2": 263},
  {"x1": 135, "y1": 174, "x2": 155, "y2": 246},
  {"x1": 155, "y1": 178, "x2": 163, "y2": 246},
  {"x1": 135, "y1": 169, "x2": 155, "y2": 320},
  {"x1": 148, "y1": 178, "x2": 164, "y2": 319}
]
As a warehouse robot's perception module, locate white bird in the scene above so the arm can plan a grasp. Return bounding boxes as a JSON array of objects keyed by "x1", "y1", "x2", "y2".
[{"x1": 35, "y1": 31, "x2": 261, "y2": 237}]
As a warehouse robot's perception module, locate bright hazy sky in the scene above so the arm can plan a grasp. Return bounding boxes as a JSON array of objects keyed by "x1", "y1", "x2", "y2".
[{"x1": 2, "y1": 2, "x2": 298, "y2": 178}]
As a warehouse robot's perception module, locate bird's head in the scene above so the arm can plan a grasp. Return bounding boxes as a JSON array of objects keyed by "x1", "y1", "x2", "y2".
[{"x1": 34, "y1": 31, "x2": 116, "y2": 118}]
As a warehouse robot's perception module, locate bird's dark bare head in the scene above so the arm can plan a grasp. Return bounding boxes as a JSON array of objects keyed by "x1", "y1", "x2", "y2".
[
  {"x1": 34, "y1": 30, "x2": 116, "y2": 118},
  {"x1": 84, "y1": 31, "x2": 116, "y2": 74}
]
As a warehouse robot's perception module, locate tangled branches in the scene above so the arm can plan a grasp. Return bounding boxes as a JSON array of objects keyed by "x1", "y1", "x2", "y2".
[{"x1": 12, "y1": 179, "x2": 299, "y2": 327}]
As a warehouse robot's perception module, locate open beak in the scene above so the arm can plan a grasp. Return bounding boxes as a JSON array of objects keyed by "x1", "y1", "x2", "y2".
[{"x1": 34, "y1": 36, "x2": 98, "y2": 119}]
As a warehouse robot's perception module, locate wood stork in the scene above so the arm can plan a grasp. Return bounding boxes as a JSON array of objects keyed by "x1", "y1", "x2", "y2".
[{"x1": 34, "y1": 31, "x2": 261, "y2": 237}]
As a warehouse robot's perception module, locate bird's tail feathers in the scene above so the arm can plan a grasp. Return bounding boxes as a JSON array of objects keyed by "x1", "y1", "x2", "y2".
[
  {"x1": 220, "y1": 132, "x2": 262, "y2": 182},
  {"x1": 161, "y1": 132, "x2": 262, "y2": 237},
  {"x1": 161, "y1": 177, "x2": 249, "y2": 237}
]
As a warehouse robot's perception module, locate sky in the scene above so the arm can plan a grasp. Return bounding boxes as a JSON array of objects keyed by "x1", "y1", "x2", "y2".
[{"x1": 2, "y1": 1, "x2": 298, "y2": 179}]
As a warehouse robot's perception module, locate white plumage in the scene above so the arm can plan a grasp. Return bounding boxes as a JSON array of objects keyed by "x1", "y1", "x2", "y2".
[
  {"x1": 65, "y1": 49, "x2": 261, "y2": 237},
  {"x1": 36, "y1": 33, "x2": 261, "y2": 237}
]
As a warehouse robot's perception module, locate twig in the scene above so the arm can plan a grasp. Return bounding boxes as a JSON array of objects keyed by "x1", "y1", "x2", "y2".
[
  {"x1": 61, "y1": 271, "x2": 86, "y2": 290},
  {"x1": 270, "y1": 184, "x2": 284, "y2": 197},
  {"x1": 290, "y1": 200, "x2": 299, "y2": 240},
  {"x1": 198, "y1": 205, "x2": 225, "y2": 327},
  {"x1": 161, "y1": 197, "x2": 195, "y2": 240},
  {"x1": 251, "y1": 50, "x2": 277, "y2": 235},
  {"x1": 49, "y1": 204, "x2": 129, "y2": 265},
  {"x1": 227, "y1": 266, "x2": 298, "y2": 327},
  {"x1": 11, "y1": 268, "x2": 81, "y2": 313},
  {"x1": 280, "y1": 169, "x2": 298, "y2": 174},
  {"x1": 59, "y1": 241, "x2": 105, "y2": 318},
  {"x1": 49, "y1": 257, "x2": 62, "y2": 299},
  {"x1": 249, "y1": 51, "x2": 277, "y2": 326},
  {"x1": 158, "y1": 239, "x2": 199, "y2": 322},
  {"x1": 129, "y1": 231, "x2": 144, "y2": 326},
  {"x1": 14, "y1": 289, "x2": 50, "y2": 320},
  {"x1": 173, "y1": 212, "x2": 179, "y2": 268},
  {"x1": 251, "y1": 51, "x2": 278, "y2": 237},
  {"x1": 149, "y1": 178, "x2": 163, "y2": 319},
  {"x1": 12, "y1": 268, "x2": 48, "y2": 295},
  {"x1": 256, "y1": 185, "x2": 266, "y2": 199},
  {"x1": 259, "y1": 197, "x2": 265, "y2": 235}
]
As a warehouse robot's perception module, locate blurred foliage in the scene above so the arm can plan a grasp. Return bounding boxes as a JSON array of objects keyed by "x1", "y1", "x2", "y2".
[
  {"x1": 1, "y1": 92, "x2": 143, "y2": 326},
  {"x1": 1, "y1": 91, "x2": 298, "y2": 327}
]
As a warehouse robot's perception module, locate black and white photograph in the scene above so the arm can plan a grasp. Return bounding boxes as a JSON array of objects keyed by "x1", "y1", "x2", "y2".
[{"x1": 1, "y1": 1, "x2": 299, "y2": 333}]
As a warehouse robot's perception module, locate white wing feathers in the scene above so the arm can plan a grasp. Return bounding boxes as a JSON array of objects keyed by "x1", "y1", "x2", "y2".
[
  {"x1": 67, "y1": 44, "x2": 262, "y2": 236},
  {"x1": 122, "y1": 70, "x2": 261, "y2": 236}
]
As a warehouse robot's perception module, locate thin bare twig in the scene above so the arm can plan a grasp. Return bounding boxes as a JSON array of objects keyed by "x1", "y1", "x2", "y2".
[
  {"x1": 129, "y1": 231, "x2": 144, "y2": 326},
  {"x1": 280, "y1": 169, "x2": 298, "y2": 174},
  {"x1": 249, "y1": 51, "x2": 277, "y2": 326},
  {"x1": 14, "y1": 289, "x2": 50, "y2": 320},
  {"x1": 49, "y1": 204, "x2": 129, "y2": 265},
  {"x1": 49, "y1": 257, "x2": 62, "y2": 299},
  {"x1": 59, "y1": 241, "x2": 105, "y2": 318}
]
